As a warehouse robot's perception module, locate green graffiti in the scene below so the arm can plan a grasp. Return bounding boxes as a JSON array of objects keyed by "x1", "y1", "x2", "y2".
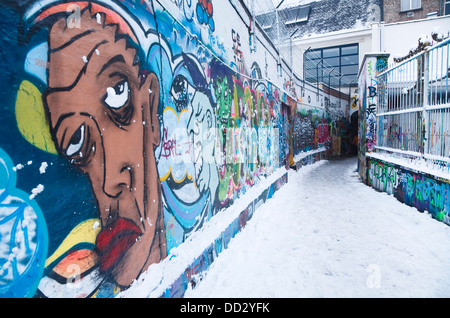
[
  {"x1": 215, "y1": 78, "x2": 278, "y2": 202},
  {"x1": 368, "y1": 159, "x2": 397, "y2": 195}
]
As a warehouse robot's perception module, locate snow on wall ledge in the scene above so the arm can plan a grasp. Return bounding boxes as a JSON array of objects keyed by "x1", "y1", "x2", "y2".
[
  {"x1": 366, "y1": 155, "x2": 450, "y2": 226},
  {"x1": 0, "y1": 0, "x2": 339, "y2": 297}
]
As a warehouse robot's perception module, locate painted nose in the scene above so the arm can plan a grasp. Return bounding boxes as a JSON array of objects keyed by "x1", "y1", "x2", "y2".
[{"x1": 102, "y1": 154, "x2": 133, "y2": 198}]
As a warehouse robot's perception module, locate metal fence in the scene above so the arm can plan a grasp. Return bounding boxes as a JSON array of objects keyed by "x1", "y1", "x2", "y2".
[{"x1": 376, "y1": 38, "x2": 450, "y2": 163}]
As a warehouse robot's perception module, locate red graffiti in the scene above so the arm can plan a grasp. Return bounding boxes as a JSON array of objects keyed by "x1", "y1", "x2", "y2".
[
  {"x1": 161, "y1": 127, "x2": 191, "y2": 158},
  {"x1": 317, "y1": 124, "x2": 330, "y2": 144}
]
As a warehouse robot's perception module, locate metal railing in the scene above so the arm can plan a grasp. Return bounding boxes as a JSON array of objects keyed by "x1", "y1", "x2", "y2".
[{"x1": 376, "y1": 38, "x2": 450, "y2": 163}]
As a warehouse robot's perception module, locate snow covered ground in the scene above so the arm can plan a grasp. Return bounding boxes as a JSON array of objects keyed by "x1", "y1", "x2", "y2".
[{"x1": 183, "y1": 157, "x2": 450, "y2": 298}]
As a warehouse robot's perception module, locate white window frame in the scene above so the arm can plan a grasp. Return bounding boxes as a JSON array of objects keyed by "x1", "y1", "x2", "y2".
[
  {"x1": 445, "y1": 0, "x2": 450, "y2": 15},
  {"x1": 401, "y1": 0, "x2": 421, "y2": 12}
]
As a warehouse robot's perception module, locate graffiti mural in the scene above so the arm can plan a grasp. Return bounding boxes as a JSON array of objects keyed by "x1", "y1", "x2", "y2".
[
  {"x1": 0, "y1": 0, "x2": 336, "y2": 297},
  {"x1": 368, "y1": 158, "x2": 450, "y2": 225}
]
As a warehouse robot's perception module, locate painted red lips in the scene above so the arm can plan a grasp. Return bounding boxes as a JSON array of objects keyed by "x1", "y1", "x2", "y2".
[{"x1": 96, "y1": 218, "x2": 142, "y2": 272}]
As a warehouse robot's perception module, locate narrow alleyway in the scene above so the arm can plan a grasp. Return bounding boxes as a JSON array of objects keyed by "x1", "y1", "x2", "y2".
[{"x1": 184, "y1": 157, "x2": 450, "y2": 298}]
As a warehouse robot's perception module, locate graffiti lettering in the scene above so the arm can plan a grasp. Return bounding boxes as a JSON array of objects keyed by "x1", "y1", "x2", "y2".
[{"x1": 231, "y1": 29, "x2": 245, "y2": 74}]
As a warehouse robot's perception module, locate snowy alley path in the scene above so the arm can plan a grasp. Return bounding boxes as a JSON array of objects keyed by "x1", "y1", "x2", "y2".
[{"x1": 184, "y1": 157, "x2": 450, "y2": 298}]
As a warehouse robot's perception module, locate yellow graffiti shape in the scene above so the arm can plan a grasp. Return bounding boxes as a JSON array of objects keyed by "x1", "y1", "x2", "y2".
[
  {"x1": 15, "y1": 80, "x2": 57, "y2": 154},
  {"x1": 45, "y1": 218, "x2": 101, "y2": 268}
]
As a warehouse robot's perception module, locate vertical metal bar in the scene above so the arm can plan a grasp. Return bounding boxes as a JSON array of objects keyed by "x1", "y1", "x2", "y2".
[
  {"x1": 445, "y1": 109, "x2": 447, "y2": 158},
  {"x1": 422, "y1": 51, "x2": 429, "y2": 155},
  {"x1": 440, "y1": 44, "x2": 444, "y2": 105},
  {"x1": 414, "y1": 60, "x2": 421, "y2": 110},
  {"x1": 445, "y1": 43, "x2": 450, "y2": 104},
  {"x1": 400, "y1": 64, "x2": 403, "y2": 111},
  {"x1": 397, "y1": 66, "x2": 400, "y2": 112},
  {"x1": 434, "y1": 46, "x2": 437, "y2": 106},
  {"x1": 428, "y1": 49, "x2": 431, "y2": 107},
  {"x1": 439, "y1": 109, "x2": 442, "y2": 157},
  {"x1": 394, "y1": 68, "x2": 397, "y2": 113},
  {"x1": 405, "y1": 62, "x2": 408, "y2": 111},
  {"x1": 388, "y1": 72, "x2": 392, "y2": 113},
  {"x1": 444, "y1": 108, "x2": 450, "y2": 157},
  {"x1": 432, "y1": 109, "x2": 435, "y2": 155},
  {"x1": 434, "y1": 109, "x2": 437, "y2": 155},
  {"x1": 444, "y1": 108, "x2": 450, "y2": 158},
  {"x1": 408, "y1": 59, "x2": 412, "y2": 110},
  {"x1": 408, "y1": 111, "x2": 411, "y2": 151}
]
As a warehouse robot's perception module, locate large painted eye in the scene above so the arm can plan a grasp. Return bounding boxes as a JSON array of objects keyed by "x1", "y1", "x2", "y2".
[
  {"x1": 171, "y1": 75, "x2": 189, "y2": 111},
  {"x1": 104, "y1": 80, "x2": 129, "y2": 109},
  {"x1": 66, "y1": 124, "x2": 85, "y2": 157}
]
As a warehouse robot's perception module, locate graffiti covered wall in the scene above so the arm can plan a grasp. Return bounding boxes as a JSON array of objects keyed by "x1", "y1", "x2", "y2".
[
  {"x1": 0, "y1": 0, "x2": 336, "y2": 297},
  {"x1": 367, "y1": 157, "x2": 450, "y2": 225}
]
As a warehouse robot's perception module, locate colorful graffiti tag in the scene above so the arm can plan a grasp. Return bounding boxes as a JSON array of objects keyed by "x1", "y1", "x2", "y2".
[{"x1": 0, "y1": 0, "x2": 332, "y2": 297}]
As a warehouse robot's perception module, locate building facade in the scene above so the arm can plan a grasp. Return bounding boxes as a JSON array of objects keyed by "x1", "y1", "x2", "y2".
[{"x1": 384, "y1": 0, "x2": 449, "y2": 23}]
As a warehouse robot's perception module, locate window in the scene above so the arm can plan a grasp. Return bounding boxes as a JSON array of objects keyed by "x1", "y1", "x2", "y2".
[
  {"x1": 304, "y1": 44, "x2": 359, "y2": 87},
  {"x1": 322, "y1": 48, "x2": 339, "y2": 58},
  {"x1": 401, "y1": 0, "x2": 421, "y2": 11},
  {"x1": 282, "y1": 5, "x2": 311, "y2": 26},
  {"x1": 445, "y1": 0, "x2": 450, "y2": 15}
]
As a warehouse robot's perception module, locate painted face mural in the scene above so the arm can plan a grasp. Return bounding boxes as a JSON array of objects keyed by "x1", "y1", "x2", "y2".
[{"x1": 42, "y1": 4, "x2": 166, "y2": 289}]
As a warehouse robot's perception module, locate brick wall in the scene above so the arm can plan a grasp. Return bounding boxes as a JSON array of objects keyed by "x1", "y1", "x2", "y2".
[{"x1": 384, "y1": 0, "x2": 441, "y2": 23}]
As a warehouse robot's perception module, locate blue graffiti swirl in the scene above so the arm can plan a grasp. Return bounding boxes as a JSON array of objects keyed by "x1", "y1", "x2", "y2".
[{"x1": 0, "y1": 148, "x2": 48, "y2": 298}]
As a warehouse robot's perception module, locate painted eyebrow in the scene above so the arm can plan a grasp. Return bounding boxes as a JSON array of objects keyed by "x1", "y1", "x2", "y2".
[
  {"x1": 53, "y1": 112, "x2": 75, "y2": 152},
  {"x1": 53, "y1": 112, "x2": 75, "y2": 134},
  {"x1": 98, "y1": 54, "x2": 126, "y2": 77}
]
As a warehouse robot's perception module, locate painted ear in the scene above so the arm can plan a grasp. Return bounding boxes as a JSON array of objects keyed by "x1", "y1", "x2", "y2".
[{"x1": 142, "y1": 72, "x2": 160, "y2": 147}]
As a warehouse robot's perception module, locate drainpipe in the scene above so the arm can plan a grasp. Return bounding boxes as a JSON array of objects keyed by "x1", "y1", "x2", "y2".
[
  {"x1": 371, "y1": 22, "x2": 380, "y2": 52},
  {"x1": 303, "y1": 47, "x2": 311, "y2": 87},
  {"x1": 290, "y1": 28, "x2": 300, "y2": 84},
  {"x1": 275, "y1": 0, "x2": 285, "y2": 77}
]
